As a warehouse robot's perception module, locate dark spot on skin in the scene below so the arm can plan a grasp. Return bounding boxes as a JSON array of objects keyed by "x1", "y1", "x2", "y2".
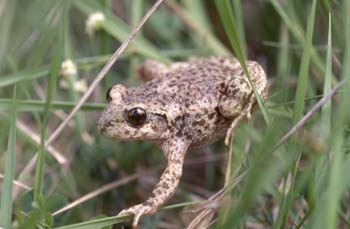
[
  {"x1": 171, "y1": 171, "x2": 177, "y2": 180},
  {"x1": 184, "y1": 113, "x2": 190, "y2": 118},
  {"x1": 208, "y1": 113, "x2": 215, "y2": 120},
  {"x1": 192, "y1": 119, "x2": 205, "y2": 126},
  {"x1": 230, "y1": 88, "x2": 239, "y2": 96},
  {"x1": 143, "y1": 200, "x2": 154, "y2": 207},
  {"x1": 176, "y1": 130, "x2": 182, "y2": 137},
  {"x1": 185, "y1": 133, "x2": 192, "y2": 140},
  {"x1": 162, "y1": 183, "x2": 169, "y2": 189},
  {"x1": 174, "y1": 116, "x2": 182, "y2": 122},
  {"x1": 124, "y1": 130, "x2": 130, "y2": 135}
]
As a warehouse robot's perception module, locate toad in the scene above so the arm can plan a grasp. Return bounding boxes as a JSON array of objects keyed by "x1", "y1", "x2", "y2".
[{"x1": 97, "y1": 57, "x2": 267, "y2": 228}]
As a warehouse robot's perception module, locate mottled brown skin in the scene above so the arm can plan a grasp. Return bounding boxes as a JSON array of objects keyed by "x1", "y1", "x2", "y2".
[{"x1": 97, "y1": 57, "x2": 267, "y2": 228}]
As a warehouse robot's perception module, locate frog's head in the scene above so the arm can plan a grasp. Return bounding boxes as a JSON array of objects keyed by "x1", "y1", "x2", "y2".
[{"x1": 97, "y1": 84, "x2": 170, "y2": 142}]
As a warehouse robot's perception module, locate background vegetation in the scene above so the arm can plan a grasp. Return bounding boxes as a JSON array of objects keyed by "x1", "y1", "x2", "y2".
[{"x1": 0, "y1": 0, "x2": 349, "y2": 228}]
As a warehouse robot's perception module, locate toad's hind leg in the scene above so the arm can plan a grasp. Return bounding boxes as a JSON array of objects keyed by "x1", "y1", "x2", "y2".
[
  {"x1": 137, "y1": 60, "x2": 169, "y2": 82},
  {"x1": 118, "y1": 139, "x2": 189, "y2": 228},
  {"x1": 223, "y1": 97, "x2": 255, "y2": 145},
  {"x1": 138, "y1": 60, "x2": 193, "y2": 82},
  {"x1": 219, "y1": 61, "x2": 267, "y2": 145}
]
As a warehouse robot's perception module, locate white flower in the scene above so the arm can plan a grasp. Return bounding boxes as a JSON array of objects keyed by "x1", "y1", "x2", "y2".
[
  {"x1": 59, "y1": 78, "x2": 87, "y2": 93},
  {"x1": 60, "y1": 59, "x2": 77, "y2": 77},
  {"x1": 86, "y1": 12, "x2": 106, "y2": 37},
  {"x1": 73, "y1": 79, "x2": 88, "y2": 93}
]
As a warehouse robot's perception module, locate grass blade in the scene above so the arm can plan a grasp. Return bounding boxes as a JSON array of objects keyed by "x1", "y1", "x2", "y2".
[
  {"x1": 292, "y1": 0, "x2": 317, "y2": 124},
  {"x1": 270, "y1": 0, "x2": 333, "y2": 83},
  {"x1": 322, "y1": 1, "x2": 350, "y2": 227},
  {"x1": 0, "y1": 99, "x2": 104, "y2": 111},
  {"x1": 215, "y1": 0, "x2": 271, "y2": 126},
  {"x1": 166, "y1": 0, "x2": 230, "y2": 55},
  {"x1": 321, "y1": 14, "x2": 333, "y2": 137},
  {"x1": 232, "y1": 0, "x2": 247, "y2": 59},
  {"x1": 53, "y1": 215, "x2": 132, "y2": 229},
  {"x1": 33, "y1": 14, "x2": 63, "y2": 201},
  {"x1": 308, "y1": 15, "x2": 334, "y2": 229},
  {"x1": 274, "y1": 0, "x2": 317, "y2": 227},
  {"x1": 0, "y1": 86, "x2": 17, "y2": 228}
]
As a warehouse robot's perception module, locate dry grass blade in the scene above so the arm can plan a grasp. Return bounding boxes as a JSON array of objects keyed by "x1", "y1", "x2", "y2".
[
  {"x1": 15, "y1": 0, "x2": 165, "y2": 185},
  {"x1": 53, "y1": 174, "x2": 138, "y2": 216},
  {"x1": 275, "y1": 79, "x2": 345, "y2": 148},
  {"x1": 0, "y1": 173, "x2": 31, "y2": 190},
  {"x1": 187, "y1": 209, "x2": 215, "y2": 229},
  {"x1": 16, "y1": 120, "x2": 67, "y2": 164}
]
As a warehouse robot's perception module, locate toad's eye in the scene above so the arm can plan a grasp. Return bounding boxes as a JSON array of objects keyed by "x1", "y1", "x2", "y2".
[
  {"x1": 106, "y1": 87, "x2": 113, "y2": 102},
  {"x1": 126, "y1": 107, "x2": 147, "y2": 127}
]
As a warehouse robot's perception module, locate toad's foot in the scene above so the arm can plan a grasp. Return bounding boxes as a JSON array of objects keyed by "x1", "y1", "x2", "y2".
[
  {"x1": 118, "y1": 204, "x2": 155, "y2": 228},
  {"x1": 224, "y1": 99, "x2": 253, "y2": 145},
  {"x1": 118, "y1": 139, "x2": 189, "y2": 228}
]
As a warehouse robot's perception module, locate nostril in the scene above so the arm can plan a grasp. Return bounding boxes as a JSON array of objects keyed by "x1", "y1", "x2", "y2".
[
  {"x1": 98, "y1": 120, "x2": 113, "y2": 134},
  {"x1": 106, "y1": 87, "x2": 113, "y2": 102},
  {"x1": 104, "y1": 121, "x2": 113, "y2": 128}
]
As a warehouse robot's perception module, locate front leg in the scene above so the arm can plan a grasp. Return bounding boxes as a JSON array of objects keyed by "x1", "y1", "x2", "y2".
[{"x1": 118, "y1": 139, "x2": 189, "y2": 228}]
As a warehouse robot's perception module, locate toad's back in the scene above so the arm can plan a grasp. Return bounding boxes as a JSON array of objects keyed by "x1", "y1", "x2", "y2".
[
  {"x1": 126, "y1": 57, "x2": 245, "y2": 109},
  {"x1": 123, "y1": 57, "x2": 255, "y2": 147}
]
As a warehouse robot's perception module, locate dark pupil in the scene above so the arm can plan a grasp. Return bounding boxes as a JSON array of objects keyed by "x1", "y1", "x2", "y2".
[{"x1": 127, "y1": 108, "x2": 146, "y2": 127}]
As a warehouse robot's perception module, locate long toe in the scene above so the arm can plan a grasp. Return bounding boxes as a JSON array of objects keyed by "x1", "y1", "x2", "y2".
[{"x1": 133, "y1": 213, "x2": 142, "y2": 229}]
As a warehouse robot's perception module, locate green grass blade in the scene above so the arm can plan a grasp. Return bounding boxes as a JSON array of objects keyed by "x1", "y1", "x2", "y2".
[
  {"x1": 323, "y1": 1, "x2": 350, "y2": 227},
  {"x1": 54, "y1": 215, "x2": 132, "y2": 229},
  {"x1": 0, "y1": 86, "x2": 17, "y2": 228},
  {"x1": 276, "y1": 25, "x2": 290, "y2": 97},
  {"x1": 307, "y1": 14, "x2": 333, "y2": 229},
  {"x1": 0, "y1": 99, "x2": 105, "y2": 111},
  {"x1": 0, "y1": 67, "x2": 49, "y2": 88},
  {"x1": 274, "y1": 1, "x2": 317, "y2": 227},
  {"x1": 270, "y1": 0, "x2": 333, "y2": 84},
  {"x1": 292, "y1": 0, "x2": 317, "y2": 124},
  {"x1": 33, "y1": 16, "x2": 63, "y2": 201},
  {"x1": 0, "y1": 0, "x2": 16, "y2": 72},
  {"x1": 232, "y1": 0, "x2": 247, "y2": 59},
  {"x1": 168, "y1": 0, "x2": 229, "y2": 55},
  {"x1": 215, "y1": 0, "x2": 244, "y2": 60},
  {"x1": 215, "y1": 0, "x2": 271, "y2": 125},
  {"x1": 63, "y1": 5, "x2": 86, "y2": 137},
  {"x1": 101, "y1": 0, "x2": 112, "y2": 55},
  {"x1": 321, "y1": 15, "x2": 332, "y2": 137}
]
